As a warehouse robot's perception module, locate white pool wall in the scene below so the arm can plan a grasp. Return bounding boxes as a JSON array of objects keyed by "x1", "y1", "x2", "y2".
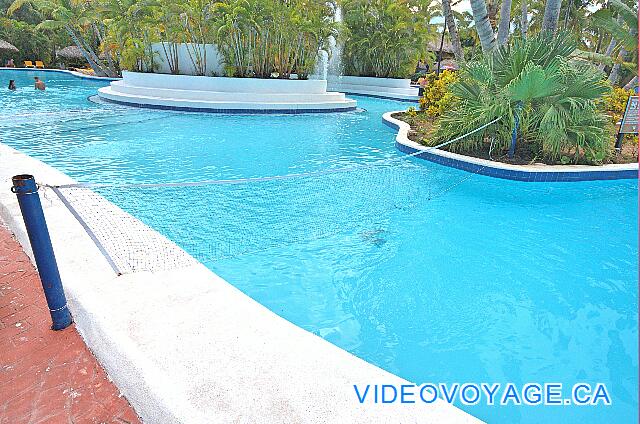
[{"x1": 328, "y1": 76, "x2": 420, "y2": 101}]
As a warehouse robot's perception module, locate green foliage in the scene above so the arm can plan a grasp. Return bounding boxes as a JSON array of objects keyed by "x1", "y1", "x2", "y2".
[
  {"x1": 0, "y1": 17, "x2": 53, "y2": 64},
  {"x1": 99, "y1": 0, "x2": 157, "y2": 72},
  {"x1": 340, "y1": 0, "x2": 430, "y2": 78},
  {"x1": 211, "y1": 0, "x2": 337, "y2": 79},
  {"x1": 418, "y1": 70, "x2": 458, "y2": 117},
  {"x1": 433, "y1": 33, "x2": 614, "y2": 164}
]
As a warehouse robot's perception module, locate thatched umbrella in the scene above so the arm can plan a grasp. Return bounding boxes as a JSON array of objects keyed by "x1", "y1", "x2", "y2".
[
  {"x1": 0, "y1": 39, "x2": 19, "y2": 53},
  {"x1": 56, "y1": 45, "x2": 84, "y2": 59},
  {"x1": 427, "y1": 40, "x2": 454, "y2": 55}
]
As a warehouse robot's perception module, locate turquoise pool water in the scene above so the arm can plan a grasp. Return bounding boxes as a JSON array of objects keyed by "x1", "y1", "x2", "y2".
[{"x1": 1, "y1": 69, "x2": 638, "y2": 423}]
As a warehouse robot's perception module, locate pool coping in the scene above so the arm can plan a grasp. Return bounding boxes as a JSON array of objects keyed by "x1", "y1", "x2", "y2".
[
  {"x1": 0, "y1": 142, "x2": 483, "y2": 424},
  {"x1": 0, "y1": 67, "x2": 121, "y2": 81},
  {"x1": 383, "y1": 111, "x2": 639, "y2": 182}
]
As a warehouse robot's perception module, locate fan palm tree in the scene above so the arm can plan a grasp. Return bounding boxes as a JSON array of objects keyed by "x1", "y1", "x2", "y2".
[{"x1": 434, "y1": 33, "x2": 612, "y2": 164}]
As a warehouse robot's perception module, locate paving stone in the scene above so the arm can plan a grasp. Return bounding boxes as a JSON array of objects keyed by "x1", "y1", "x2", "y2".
[{"x1": 0, "y1": 225, "x2": 140, "y2": 423}]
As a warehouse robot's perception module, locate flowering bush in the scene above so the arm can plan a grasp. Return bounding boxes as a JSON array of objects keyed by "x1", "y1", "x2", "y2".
[
  {"x1": 418, "y1": 70, "x2": 458, "y2": 117},
  {"x1": 600, "y1": 87, "x2": 634, "y2": 124}
]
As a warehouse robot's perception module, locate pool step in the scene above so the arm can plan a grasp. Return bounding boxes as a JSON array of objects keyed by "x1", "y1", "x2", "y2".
[{"x1": 98, "y1": 85, "x2": 357, "y2": 112}]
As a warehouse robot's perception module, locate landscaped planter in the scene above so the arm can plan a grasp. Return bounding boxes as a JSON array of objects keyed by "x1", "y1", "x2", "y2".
[
  {"x1": 383, "y1": 111, "x2": 639, "y2": 182},
  {"x1": 98, "y1": 71, "x2": 357, "y2": 113},
  {"x1": 327, "y1": 75, "x2": 419, "y2": 101}
]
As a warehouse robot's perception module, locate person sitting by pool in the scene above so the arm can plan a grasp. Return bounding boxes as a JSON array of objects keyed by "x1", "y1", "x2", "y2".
[
  {"x1": 5, "y1": 59, "x2": 15, "y2": 68},
  {"x1": 34, "y1": 77, "x2": 45, "y2": 91},
  {"x1": 8, "y1": 80, "x2": 16, "y2": 90}
]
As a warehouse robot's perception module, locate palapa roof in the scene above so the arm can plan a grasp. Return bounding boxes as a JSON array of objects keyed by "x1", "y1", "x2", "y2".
[
  {"x1": 56, "y1": 45, "x2": 84, "y2": 59},
  {"x1": 427, "y1": 40, "x2": 454, "y2": 54},
  {"x1": 0, "y1": 39, "x2": 18, "y2": 52}
]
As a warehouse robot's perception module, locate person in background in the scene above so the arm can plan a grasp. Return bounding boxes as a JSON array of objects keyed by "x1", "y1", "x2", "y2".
[
  {"x1": 5, "y1": 59, "x2": 15, "y2": 67},
  {"x1": 8, "y1": 80, "x2": 16, "y2": 90},
  {"x1": 34, "y1": 76, "x2": 45, "y2": 90}
]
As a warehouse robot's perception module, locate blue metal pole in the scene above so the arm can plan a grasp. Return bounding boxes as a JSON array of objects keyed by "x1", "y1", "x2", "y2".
[
  {"x1": 11, "y1": 174, "x2": 72, "y2": 330},
  {"x1": 508, "y1": 103, "x2": 521, "y2": 159}
]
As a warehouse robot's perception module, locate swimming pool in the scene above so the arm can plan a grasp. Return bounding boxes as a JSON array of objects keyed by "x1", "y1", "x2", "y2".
[{"x1": 1, "y1": 69, "x2": 637, "y2": 423}]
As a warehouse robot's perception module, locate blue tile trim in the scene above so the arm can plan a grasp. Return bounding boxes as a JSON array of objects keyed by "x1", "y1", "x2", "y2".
[
  {"x1": 100, "y1": 96, "x2": 358, "y2": 114},
  {"x1": 395, "y1": 140, "x2": 638, "y2": 182}
]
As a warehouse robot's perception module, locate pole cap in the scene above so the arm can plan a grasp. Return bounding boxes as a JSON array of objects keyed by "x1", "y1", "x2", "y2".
[{"x1": 11, "y1": 174, "x2": 38, "y2": 194}]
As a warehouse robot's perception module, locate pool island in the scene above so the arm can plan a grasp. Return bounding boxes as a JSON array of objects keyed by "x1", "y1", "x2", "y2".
[{"x1": 98, "y1": 71, "x2": 358, "y2": 113}]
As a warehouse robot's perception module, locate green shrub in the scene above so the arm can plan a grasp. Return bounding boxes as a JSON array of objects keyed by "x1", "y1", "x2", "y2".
[{"x1": 0, "y1": 18, "x2": 54, "y2": 65}]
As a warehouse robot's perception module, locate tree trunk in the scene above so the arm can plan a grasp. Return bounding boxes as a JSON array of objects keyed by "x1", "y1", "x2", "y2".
[
  {"x1": 470, "y1": 0, "x2": 496, "y2": 52},
  {"x1": 608, "y1": 47, "x2": 628, "y2": 85},
  {"x1": 75, "y1": 30, "x2": 116, "y2": 77},
  {"x1": 92, "y1": 23, "x2": 119, "y2": 75},
  {"x1": 608, "y1": 22, "x2": 636, "y2": 85},
  {"x1": 598, "y1": 38, "x2": 616, "y2": 71},
  {"x1": 65, "y1": 26, "x2": 108, "y2": 77},
  {"x1": 441, "y1": 0, "x2": 465, "y2": 61},
  {"x1": 521, "y1": 0, "x2": 528, "y2": 37},
  {"x1": 497, "y1": 0, "x2": 512, "y2": 46},
  {"x1": 486, "y1": 0, "x2": 499, "y2": 28},
  {"x1": 623, "y1": 75, "x2": 638, "y2": 90},
  {"x1": 541, "y1": 0, "x2": 562, "y2": 33}
]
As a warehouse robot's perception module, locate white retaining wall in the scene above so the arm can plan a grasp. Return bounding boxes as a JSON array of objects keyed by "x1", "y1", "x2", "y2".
[{"x1": 151, "y1": 43, "x2": 224, "y2": 77}]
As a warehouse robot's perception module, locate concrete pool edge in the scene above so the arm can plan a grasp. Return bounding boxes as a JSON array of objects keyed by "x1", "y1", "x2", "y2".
[
  {"x1": 383, "y1": 111, "x2": 639, "y2": 182},
  {"x1": 0, "y1": 143, "x2": 483, "y2": 423}
]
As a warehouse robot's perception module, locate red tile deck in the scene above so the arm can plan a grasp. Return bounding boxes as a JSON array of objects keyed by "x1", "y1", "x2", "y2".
[{"x1": 0, "y1": 224, "x2": 140, "y2": 423}]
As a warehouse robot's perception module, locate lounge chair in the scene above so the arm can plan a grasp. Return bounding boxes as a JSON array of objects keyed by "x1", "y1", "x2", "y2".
[
  {"x1": 23, "y1": 61, "x2": 35, "y2": 68},
  {"x1": 35, "y1": 61, "x2": 45, "y2": 69}
]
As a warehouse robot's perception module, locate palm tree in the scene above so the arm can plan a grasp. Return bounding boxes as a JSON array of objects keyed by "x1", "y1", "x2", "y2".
[
  {"x1": 590, "y1": 0, "x2": 638, "y2": 85},
  {"x1": 440, "y1": 0, "x2": 464, "y2": 61},
  {"x1": 541, "y1": 0, "x2": 561, "y2": 33},
  {"x1": 497, "y1": 0, "x2": 512, "y2": 45},
  {"x1": 180, "y1": 0, "x2": 215, "y2": 76},
  {"x1": 469, "y1": 0, "x2": 495, "y2": 52},
  {"x1": 520, "y1": 0, "x2": 528, "y2": 37},
  {"x1": 8, "y1": 0, "x2": 117, "y2": 77},
  {"x1": 341, "y1": 0, "x2": 431, "y2": 78}
]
